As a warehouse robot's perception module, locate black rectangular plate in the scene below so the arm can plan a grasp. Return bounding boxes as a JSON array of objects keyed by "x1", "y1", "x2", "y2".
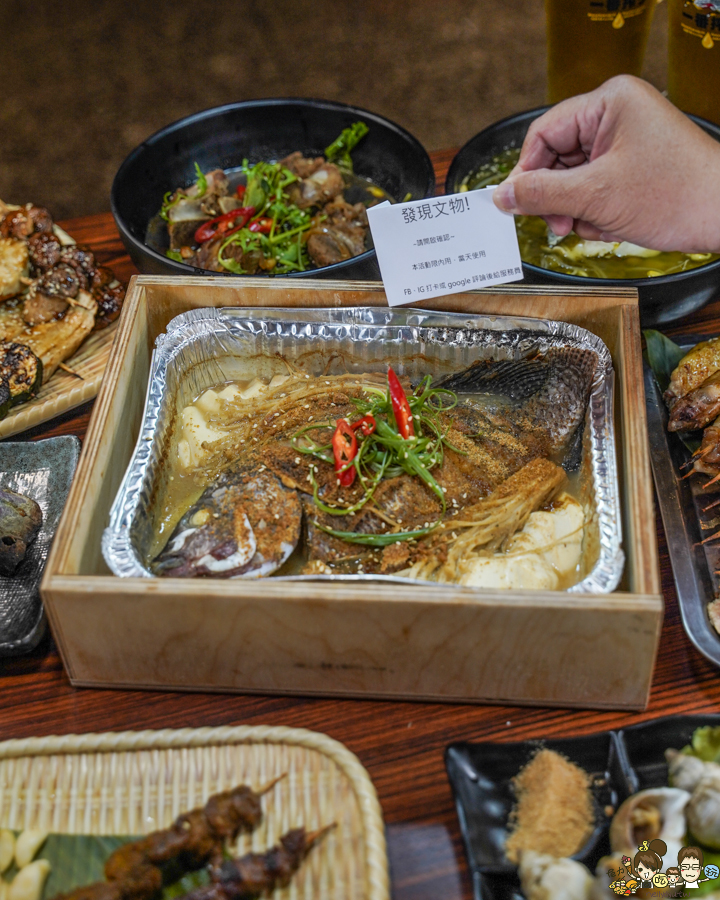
[
  {"x1": 0, "y1": 436, "x2": 80, "y2": 656},
  {"x1": 644, "y1": 335, "x2": 720, "y2": 668},
  {"x1": 446, "y1": 716, "x2": 720, "y2": 900}
]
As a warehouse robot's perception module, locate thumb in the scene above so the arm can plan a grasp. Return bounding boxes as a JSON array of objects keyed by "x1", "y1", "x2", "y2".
[{"x1": 492, "y1": 166, "x2": 593, "y2": 221}]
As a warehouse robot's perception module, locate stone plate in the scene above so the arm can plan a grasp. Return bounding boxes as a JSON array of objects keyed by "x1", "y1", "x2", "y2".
[{"x1": 0, "y1": 436, "x2": 80, "y2": 655}]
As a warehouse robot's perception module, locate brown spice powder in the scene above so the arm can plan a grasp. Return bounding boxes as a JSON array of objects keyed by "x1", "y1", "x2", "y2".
[{"x1": 504, "y1": 748, "x2": 594, "y2": 864}]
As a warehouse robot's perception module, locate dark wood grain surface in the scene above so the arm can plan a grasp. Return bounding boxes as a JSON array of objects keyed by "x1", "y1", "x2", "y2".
[{"x1": 3, "y1": 149, "x2": 720, "y2": 900}]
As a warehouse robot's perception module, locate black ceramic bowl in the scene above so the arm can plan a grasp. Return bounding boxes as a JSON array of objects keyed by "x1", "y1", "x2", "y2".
[
  {"x1": 446, "y1": 107, "x2": 720, "y2": 326},
  {"x1": 112, "y1": 98, "x2": 435, "y2": 281}
]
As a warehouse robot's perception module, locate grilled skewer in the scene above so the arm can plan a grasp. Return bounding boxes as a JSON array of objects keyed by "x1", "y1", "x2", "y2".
[
  {"x1": 51, "y1": 782, "x2": 281, "y2": 900},
  {"x1": 187, "y1": 825, "x2": 334, "y2": 900}
]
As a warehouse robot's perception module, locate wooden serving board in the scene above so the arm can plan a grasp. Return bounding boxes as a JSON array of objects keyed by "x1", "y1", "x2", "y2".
[{"x1": 0, "y1": 322, "x2": 117, "y2": 440}]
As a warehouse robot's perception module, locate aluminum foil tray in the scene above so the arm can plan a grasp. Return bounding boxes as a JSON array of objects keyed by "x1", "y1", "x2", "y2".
[{"x1": 103, "y1": 307, "x2": 623, "y2": 593}]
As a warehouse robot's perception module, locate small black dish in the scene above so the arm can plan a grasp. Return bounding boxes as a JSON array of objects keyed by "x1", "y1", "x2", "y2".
[
  {"x1": 111, "y1": 98, "x2": 435, "y2": 281},
  {"x1": 644, "y1": 336, "x2": 720, "y2": 670},
  {"x1": 445, "y1": 732, "x2": 631, "y2": 900},
  {"x1": 447, "y1": 716, "x2": 720, "y2": 900},
  {"x1": 446, "y1": 108, "x2": 720, "y2": 327},
  {"x1": 620, "y1": 715, "x2": 720, "y2": 793},
  {"x1": 0, "y1": 436, "x2": 80, "y2": 656}
]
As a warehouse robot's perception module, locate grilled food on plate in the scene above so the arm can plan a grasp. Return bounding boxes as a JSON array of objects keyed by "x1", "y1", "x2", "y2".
[
  {"x1": 0, "y1": 486, "x2": 42, "y2": 575},
  {"x1": 0, "y1": 199, "x2": 126, "y2": 420},
  {"x1": 152, "y1": 348, "x2": 596, "y2": 589}
]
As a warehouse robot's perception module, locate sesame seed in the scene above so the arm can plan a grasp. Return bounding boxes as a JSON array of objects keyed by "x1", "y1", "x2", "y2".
[
  {"x1": 295, "y1": 457, "x2": 301, "y2": 464},
  {"x1": 462, "y1": 493, "x2": 467, "y2": 499},
  {"x1": 309, "y1": 415, "x2": 314, "y2": 420}
]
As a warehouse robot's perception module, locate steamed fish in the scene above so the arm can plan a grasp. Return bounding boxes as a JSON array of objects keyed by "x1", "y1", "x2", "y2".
[
  {"x1": 154, "y1": 467, "x2": 301, "y2": 578},
  {"x1": 152, "y1": 348, "x2": 597, "y2": 587}
]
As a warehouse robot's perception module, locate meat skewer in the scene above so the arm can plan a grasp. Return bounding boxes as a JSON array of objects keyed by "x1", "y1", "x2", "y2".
[
  {"x1": 186, "y1": 825, "x2": 335, "y2": 900},
  {"x1": 50, "y1": 780, "x2": 284, "y2": 900}
]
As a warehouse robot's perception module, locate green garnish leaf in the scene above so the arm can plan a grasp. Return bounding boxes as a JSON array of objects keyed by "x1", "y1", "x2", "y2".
[
  {"x1": 682, "y1": 725, "x2": 720, "y2": 762},
  {"x1": 165, "y1": 249, "x2": 184, "y2": 262},
  {"x1": 194, "y1": 162, "x2": 208, "y2": 197},
  {"x1": 325, "y1": 121, "x2": 369, "y2": 172}
]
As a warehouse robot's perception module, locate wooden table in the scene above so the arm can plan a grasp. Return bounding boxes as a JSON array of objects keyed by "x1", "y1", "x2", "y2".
[{"x1": 4, "y1": 150, "x2": 720, "y2": 900}]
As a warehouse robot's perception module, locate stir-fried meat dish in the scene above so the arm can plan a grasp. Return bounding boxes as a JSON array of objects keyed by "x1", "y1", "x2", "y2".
[
  {"x1": 158, "y1": 122, "x2": 384, "y2": 275},
  {"x1": 154, "y1": 347, "x2": 597, "y2": 590}
]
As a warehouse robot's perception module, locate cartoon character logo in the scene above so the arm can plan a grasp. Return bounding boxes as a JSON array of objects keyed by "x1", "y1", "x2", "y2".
[
  {"x1": 634, "y1": 839, "x2": 667, "y2": 887},
  {"x1": 606, "y1": 840, "x2": 720, "y2": 895},
  {"x1": 677, "y1": 846, "x2": 719, "y2": 888}
]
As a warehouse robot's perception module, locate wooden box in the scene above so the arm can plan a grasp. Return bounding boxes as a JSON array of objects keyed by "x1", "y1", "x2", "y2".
[{"x1": 42, "y1": 277, "x2": 662, "y2": 710}]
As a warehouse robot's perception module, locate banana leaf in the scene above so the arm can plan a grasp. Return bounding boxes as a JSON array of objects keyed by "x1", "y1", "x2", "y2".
[
  {"x1": 2, "y1": 834, "x2": 208, "y2": 900},
  {"x1": 643, "y1": 328, "x2": 687, "y2": 394},
  {"x1": 643, "y1": 328, "x2": 702, "y2": 454}
]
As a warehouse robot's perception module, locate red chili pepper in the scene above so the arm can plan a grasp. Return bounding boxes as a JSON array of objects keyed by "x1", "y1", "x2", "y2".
[
  {"x1": 350, "y1": 414, "x2": 376, "y2": 436},
  {"x1": 332, "y1": 419, "x2": 358, "y2": 487},
  {"x1": 387, "y1": 366, "x2": 414, "y2": 439},
  {"x1": 248, "y1": 217, "x2": 274, "y2": 234},
  {"x1": 235, "y1": 184, "x2": 246, "y2": 199},
  {"x1": 194, "y1": 206, "x2": 256, "y2": 244}
]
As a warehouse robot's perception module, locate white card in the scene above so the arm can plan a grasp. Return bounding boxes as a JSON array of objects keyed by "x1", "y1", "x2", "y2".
[{"x1": 366, "y1": 188, "x2": 523, "y2": 307}]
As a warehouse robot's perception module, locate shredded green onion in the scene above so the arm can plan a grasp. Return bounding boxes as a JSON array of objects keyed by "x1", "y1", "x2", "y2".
[
  {"x1": 193, "y1": 162, "x2": 208, "y2": 196},
  {"x1": 291, "y1": 375, "x2": 461, "y2": 546}
]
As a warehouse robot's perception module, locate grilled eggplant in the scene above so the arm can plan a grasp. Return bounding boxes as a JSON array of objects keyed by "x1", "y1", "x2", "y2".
[{"x1": 0, "y1": 341, "x2": 42, "y2": 419}]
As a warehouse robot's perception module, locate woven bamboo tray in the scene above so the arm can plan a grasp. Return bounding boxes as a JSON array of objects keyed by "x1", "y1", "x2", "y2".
[{"x1": 0, "y1": 725, "x2": 388, "y2": 900}]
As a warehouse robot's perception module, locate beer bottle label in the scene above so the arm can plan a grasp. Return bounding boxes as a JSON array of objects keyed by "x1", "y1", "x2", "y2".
[
  {"x1": 586, "y1": 0, "x2": 649, "y2": 29},
  {"x1": 680, "y1": 1, "x2": 720, "y2": 48}
]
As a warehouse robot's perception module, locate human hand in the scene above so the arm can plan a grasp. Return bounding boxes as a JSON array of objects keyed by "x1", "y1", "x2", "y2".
[{"x1": 492, "y1": 75, "x2": 720, "y2": 253}]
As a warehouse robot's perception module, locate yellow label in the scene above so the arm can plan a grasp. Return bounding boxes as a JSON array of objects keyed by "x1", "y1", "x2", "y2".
[
  {"x1": 587, "y1": 0, "x2": 648, "y2": 22},
  {"x1": 680, "y1": 0, "x2": 720, "y2": 46}
]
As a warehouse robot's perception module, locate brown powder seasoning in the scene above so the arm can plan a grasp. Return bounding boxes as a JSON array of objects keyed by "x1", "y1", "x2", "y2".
[{"x1": 504, "y1": 748, "x2": 595, "y2": 863}]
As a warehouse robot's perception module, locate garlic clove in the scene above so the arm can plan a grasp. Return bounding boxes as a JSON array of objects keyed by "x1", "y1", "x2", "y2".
[
  {"x1": 666, "y1": 749, "x2": 720, "y2": 793},
  {"x1": 519, "y1": 851, "x2": 594, "y2": 900},
  {"x1": 687, "y1": 772, "x2": 720, "y2": 849},
  {"x1": 8, "y1": 860, "x2": 51, "y2": 900},
  {"x1": 14, "y1": 832, "x2": 48, "y2": 870},
  {"x1": 0, "y1": 832, "x2": 13, "y2": 874}
]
